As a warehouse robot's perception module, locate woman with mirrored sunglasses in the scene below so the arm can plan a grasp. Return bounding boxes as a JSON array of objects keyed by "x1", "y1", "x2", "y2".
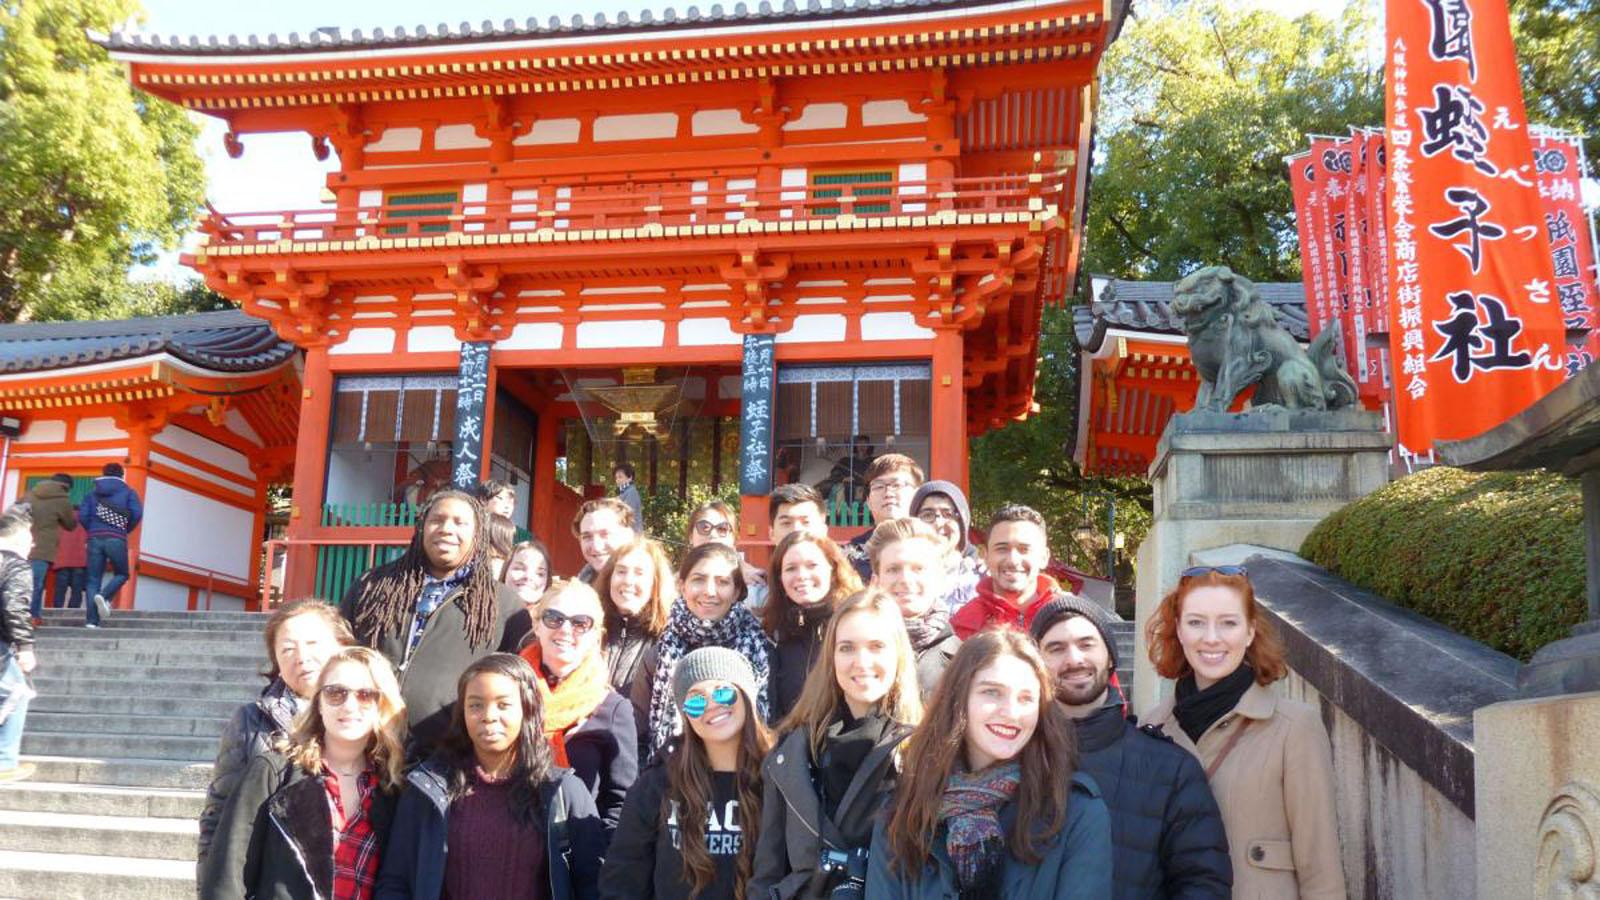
[
  {"x1": 200, "y1": 646, "x2": 408, "y2": 900},
  {"x1": 518, "y1": 579, "x2": 639, "y2": 837},
  {"x1": 601, "y1": 647, "x2": 773, "y2": 900}
]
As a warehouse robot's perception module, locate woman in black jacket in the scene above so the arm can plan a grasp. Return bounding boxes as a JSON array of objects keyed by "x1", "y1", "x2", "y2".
[
  {"x1": 376, "y1": 652, "x2": 604, "y2": 900},
  {"x1": 198, "y1": 599, "x2": 356, "y2": 872},
  {"x1": 596, "y1": 536, "x2": 675, "y2": 696},
  {"x1": 751, "y1": 589, "x2": 923, "y2": 900},
  {"x1": 199, "y1": 646, "x2": 409, "y2": 900},
  {"x1": 600, "y1": 647, "x2": 773, "y2": 900},
  {"x1": 763, "y1": 532, "x2": 861, "y2": 722}
]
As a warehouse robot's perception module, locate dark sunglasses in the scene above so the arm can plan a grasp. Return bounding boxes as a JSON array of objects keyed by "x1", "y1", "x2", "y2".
[
  {"x1": 693, "y1": 519, "x2": 733, "y2": 537},
  {"x1": 540, "y1": 609, "x2": 596, "y2": 634},
  {"x1": 321, "y1": 684, "x2": 380, "y2": 707},
  {"x1": 682, "y1": 685, "x2": 739, "y2": 719},
  {"x1": 1180, "y1": 565, "x2": 1249, "y2": 579}
]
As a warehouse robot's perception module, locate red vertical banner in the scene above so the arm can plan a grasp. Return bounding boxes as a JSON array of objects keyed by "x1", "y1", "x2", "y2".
[
  {"x1": 1364, "y1": 130, "x2": 1395, "y2": 399},
  {"x1": 1384, "y1": 0, "x2": 1568, "y2": 453},
  {"x1": 1343, "y1": 130, "x2": 1382, "y2": 402},
  {"x1": 1288, "y1": 151, "x2": 1335, "y2": 340},
  {"x1": 1312, "y1": 136, "x2": 1360, "y2": 380},
  {"x1": 1530, "y1": 128, "x2": 1598, "y2": 376}
]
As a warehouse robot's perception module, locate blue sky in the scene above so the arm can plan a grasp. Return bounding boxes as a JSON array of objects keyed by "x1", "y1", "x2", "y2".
[{"x1": 131, "y1": 0, "x2": 1356, "y2": 280}]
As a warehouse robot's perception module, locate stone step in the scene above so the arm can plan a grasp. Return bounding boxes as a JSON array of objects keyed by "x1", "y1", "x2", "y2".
[
  {"x1": 23, "y1": 732, "x2": 216, "y2": 764},
  {"x1": 0, "y1": 809, "x2": 198, "y2": 860},
  {"x1": 28, "y1": 711, "x2": 231, "y2": 740},
  {"x1": 42, "y1": 617, "x2": 265, "y2": 633},
  {"x1": 19, "y1": 756, "x2": 211, "y2": 791},
  {"x1": 0, "y1": 781, "x2": 203, "y2": 819},
  {"x1": 36, "y1": 626, "x2": 265, "y2": 646},
  {"x1": 29, "y1": 676, "x2": 257, "y2": 703},
  {"x1": 33, "y1": 662, "x2": 262, "y2": 683},
  {"x1": 40, "y1": 609, "x2": 270, "y2": 623},
  {"x1": 34, "y1": 648, "x2": 265, "y2": 670},
  {"x1": 32, "y1": 692, "x2": 246, "y2": 720},
  {"x1": 21, "y1": 635, "x2": 269, "y2": 658},
  {"x1": 0, "y1": 849, "x2": 194, "y2": 899}
]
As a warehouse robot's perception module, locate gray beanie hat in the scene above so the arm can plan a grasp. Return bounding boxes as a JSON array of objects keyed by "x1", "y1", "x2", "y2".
[
  {"x1": 672, "y1": 647, "x2": 760, "y2": 710},
  {"x1": 1028, "y1": 593, "x2": 1122, "y2": 669}
]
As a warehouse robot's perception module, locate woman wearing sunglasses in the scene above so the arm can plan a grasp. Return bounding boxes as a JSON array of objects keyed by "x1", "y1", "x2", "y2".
[
  {"x1": 764, "y1": 531, "x2": 862, "y2": 722},
  {"x1": 684, "y1": 499, "x2": 770, "y2": 609},
  {"x1": 518, "y1": 579, "x2": 638, "y2": 836},
  {"x1": 601, "y1": 647, "x2": 773, "y2": 900},
  {"x1": 752, "y1": 588, "x2": 922, "y2": 899},
  {"x1": 200, "y1": 647, "x2": 408, "y2": 900},
  {"x1": 377, "y1": 653, "x2": 604, "y2": 899},
  {"x1": 1141, "y1": 566, "x2": 1344, "y2": 899},
  {"x1": 632, "y1": 542, "x2": 772, "y2": 764}
]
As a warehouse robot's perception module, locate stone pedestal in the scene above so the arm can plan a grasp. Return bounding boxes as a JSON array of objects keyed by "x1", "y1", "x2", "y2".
[
  {"x1": 1130, "y1": 408, "x2": 1391, "y2": 714},
  {"x1": 1475, "y1": 691, "x2": 1600, "y2": 899}
]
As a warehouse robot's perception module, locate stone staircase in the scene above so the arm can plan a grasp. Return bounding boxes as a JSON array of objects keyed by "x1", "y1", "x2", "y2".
[{"x1": 0, "y1": 608, "x2": 268, "y2": 899}]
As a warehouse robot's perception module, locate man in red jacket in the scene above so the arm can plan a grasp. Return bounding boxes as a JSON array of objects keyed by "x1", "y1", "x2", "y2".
[{"x1": 950, "y1": 504, "x2": 1061, "y2": 639}]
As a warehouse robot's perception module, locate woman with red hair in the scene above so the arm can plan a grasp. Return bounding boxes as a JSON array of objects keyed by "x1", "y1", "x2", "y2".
[{"x1": 1143, "y1": 565, "x2": 1345, "y2": 899}]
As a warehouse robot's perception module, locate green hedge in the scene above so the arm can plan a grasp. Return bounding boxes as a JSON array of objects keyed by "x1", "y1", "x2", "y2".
[{"x1": 1300, "y1": 466, "x2": 1584, "y2": 662}]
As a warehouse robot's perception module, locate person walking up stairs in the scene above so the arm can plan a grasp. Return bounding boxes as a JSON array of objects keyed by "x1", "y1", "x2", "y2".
[{"x1": 0, "y1": 607, "x2": 268, "y2": 899}]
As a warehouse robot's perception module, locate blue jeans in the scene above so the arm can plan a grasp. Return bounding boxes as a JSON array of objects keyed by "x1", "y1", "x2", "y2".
[
  {"x1": 27, "y1": 560, "x2": 49, "y2": 619},
  {"x1": 86, "y1": 536, "x2": 129, "y2": 624},
  {"x1": 53, "y1": 567, "x2": 86, "y2": 609},
  {"x1": 0, "y1": 652, "x2": 30, "y2": 770}
]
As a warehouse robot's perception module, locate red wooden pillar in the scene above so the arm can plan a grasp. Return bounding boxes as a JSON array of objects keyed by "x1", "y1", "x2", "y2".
[
  {"x1": 930, "y1": 326, "x2": 969, "y2": 489},
  {"x1": 120, "y1": 424, "x2": 152, "y2": 609},
  {"x1": 285, "y1": 345, "x2": 333, "y2": 601},
  {"x1": 532, "y1": 410, "x2": 560, "y2": 546}
]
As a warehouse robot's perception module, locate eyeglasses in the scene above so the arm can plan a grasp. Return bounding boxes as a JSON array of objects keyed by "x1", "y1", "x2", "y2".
[
  {"x1": 693, "y1": 520, "x2": 733, "y2": 538},
  {"x1": 1179, "y1": 565, "x2": 1248, "y2": 579},
  {"x1": 539, "y1": 609, "x2": 597, "y2": 635},
  {"x1": 321, "y1": 684, "x2": 380, "y2": 707},
  {"x1": 682, "y1": 685, "x2": 739, "y2": 719},
  {"x1": 917, "y1": 508, "x2": 960, "y2": 523},
  {"x1": 870, "y1": 478, "x2": 915, "y2": 495}
]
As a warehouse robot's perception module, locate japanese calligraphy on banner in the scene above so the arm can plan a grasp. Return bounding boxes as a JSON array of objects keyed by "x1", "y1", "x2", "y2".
[
  {"x1": 738, "y1": 333, "x2": 776, "y2": 495},
  {"x1": 1384, "y1": 0, "x2": 1567, "y2": 453},
  {"x1": 1288, "y1": 152, "x2": 1335, "y2": 338},
  {"x1": 1530, "y1": 128, "x2": 1598, "y2": 376},
  {"x1": 1343, "y1": 129, "x2": 1381, "y2": 399},
  {"x1": 1309, "y1": 137, "x2": 1356, "y2": 371},
  {"x1": 451, "y1": 341, "x2": 492, "y2": 489}
]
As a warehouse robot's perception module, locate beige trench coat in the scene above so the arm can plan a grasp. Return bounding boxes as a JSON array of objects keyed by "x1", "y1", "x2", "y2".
[{"x1": 1144, "y1": 681, "x2": 1346, "y2": 899}]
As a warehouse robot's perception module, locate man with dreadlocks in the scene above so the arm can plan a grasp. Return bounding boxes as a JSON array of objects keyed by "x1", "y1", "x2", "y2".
[{"x1": 341, "y1": 489, "x2": 532, "y2": 754}]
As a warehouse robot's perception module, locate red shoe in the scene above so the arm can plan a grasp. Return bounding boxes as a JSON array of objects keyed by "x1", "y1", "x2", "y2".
[{"x1": 30, "y1": 617, "x2": 42, "y2": 628}]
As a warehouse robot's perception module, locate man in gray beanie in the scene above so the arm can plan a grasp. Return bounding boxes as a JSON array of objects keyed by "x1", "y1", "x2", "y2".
[
  {"x1": 673, "y1": 646, "x2": 760, "y2": 717},
  {"x1": 1030, "y1": 595, "x2": 1232, "y2": 898}
]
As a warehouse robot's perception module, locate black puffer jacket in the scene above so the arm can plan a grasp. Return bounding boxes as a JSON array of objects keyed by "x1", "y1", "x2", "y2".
[
  {"x1": 1073, "y1": 700, "x2": 1232, "y2": 899},
  {"x1": 605, "y1": 616, "x2": 656, "y2": 699},
  {"x1": 197, "y1": 679, "x2": 303, "y2": 871},
  {"x1": 768, "y1": 610, "x2": 828, "y2": 724},
  {"x1": 0, "y1": 551, "x2": 32, "y2": 649}
]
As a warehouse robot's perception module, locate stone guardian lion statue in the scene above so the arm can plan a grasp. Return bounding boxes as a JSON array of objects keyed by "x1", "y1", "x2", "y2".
[{"x1": 1172, "y1": 266, "x2": 1357, "y2": 412}]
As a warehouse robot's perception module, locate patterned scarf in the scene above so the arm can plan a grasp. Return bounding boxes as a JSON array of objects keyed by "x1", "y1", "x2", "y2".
[
  {"x1": 518, "y1": 642, "x2": 613, "y2": 767},
  {"x1": 645, "y1": 598, "x2": 771, "y2": 760},
  {"x1": 938, "y1": 760, "x2": 1021, "y2": 896},
  {"x1": 902, "y1": 608, "x2": 952, "y2": 653},
  {"x1": 404, "y1": 564, "x2": 473, "y2": 664}
]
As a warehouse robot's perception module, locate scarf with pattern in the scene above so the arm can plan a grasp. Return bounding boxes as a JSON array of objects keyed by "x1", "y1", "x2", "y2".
[
  {"x1": 518, "y1": 642, "x2": 613, "y2": 767},
  {"x1": 938, "y1": 760, "x2": 1021, "y2": 897},
  {"x1": 645, "y1": 597, "x2": 771, "y2": 761}
]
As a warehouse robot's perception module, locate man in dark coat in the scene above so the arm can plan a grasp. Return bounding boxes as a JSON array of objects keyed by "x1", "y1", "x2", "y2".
[
  {"x1": 0, "y1": 507, "x2": 37, "y2": 783},
  {"x1": 341, "y1": 489, "x2": 530, "y2": 755},
  {"x1": 23, "y1": 474, "x2": 75, "y2": 625},
  {"x1": 79, "y1": 462, "x2": 143, "y2": 626},
  {"x1": 1030, "y1": 595, "x2": 1232, "y2": 899}
]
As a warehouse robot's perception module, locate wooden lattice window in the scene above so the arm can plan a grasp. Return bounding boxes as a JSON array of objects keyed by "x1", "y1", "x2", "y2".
[
  {"x1": 811, "y1": 170, "x2": 892, "y2": 216},
  {"x1": 383, "y1": 190, "x2": 459, "y2": 235}
]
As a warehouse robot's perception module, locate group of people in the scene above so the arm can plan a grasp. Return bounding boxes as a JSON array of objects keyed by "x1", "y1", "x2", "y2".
[{"x1": 188, "y1": 453, "x2": 1345, "y2": 899}]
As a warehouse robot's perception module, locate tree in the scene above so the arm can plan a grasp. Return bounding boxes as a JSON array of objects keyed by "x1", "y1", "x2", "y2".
[
  {"x1": 1511, "y1": 0, "x2": 1600, "y2": 176},
  {"x1": 1083, "y1": 1, "x2": 1383, "y2": 283},
  {"x1": 30, "y1": 275, "x2": 232, "y2": 322},
  {"x1": 0, "y1": 0, "x2": 206, "y2": 322}
]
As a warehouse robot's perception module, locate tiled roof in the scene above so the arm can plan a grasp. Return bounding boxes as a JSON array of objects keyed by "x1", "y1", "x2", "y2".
[
  {"x1": 1073, "y1": 276, "x2": 1309, "y2": 351},
  {"x1": 0, "y1": 309, "x2": 296, "y2": 375},
  {"x1": 96, "y1": 0, "x2": 1084, "y2": 56}
]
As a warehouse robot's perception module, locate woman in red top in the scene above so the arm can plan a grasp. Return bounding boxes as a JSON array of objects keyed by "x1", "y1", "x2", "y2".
[{"x1": 200, "y1": 646, "x2": 409, "y2": 900}]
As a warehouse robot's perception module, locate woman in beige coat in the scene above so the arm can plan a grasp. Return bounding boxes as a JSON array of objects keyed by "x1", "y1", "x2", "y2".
[{"x1": 1142, "y1": 565, "x2": 1345, "y2": 899}]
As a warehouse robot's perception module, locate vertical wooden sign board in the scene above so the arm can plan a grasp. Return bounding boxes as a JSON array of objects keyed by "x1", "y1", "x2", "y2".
[
  {"x1": 738, "y1": 334, "x2": 776, "y2": 496},
  {"x1": 452, "y1": 341, "x2": 492, "y2": 489}
]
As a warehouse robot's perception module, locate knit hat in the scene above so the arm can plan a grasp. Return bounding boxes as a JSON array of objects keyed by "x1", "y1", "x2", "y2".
[
  {"x1": 910, "y1": 480, "x2": 972, "y2": 551},
  {"x1": 1028, "y1": 593, "x2": 1122, "y2": 670},
  {"x1": 672, "y1": 647, "x2": 760, "y2": 710}
]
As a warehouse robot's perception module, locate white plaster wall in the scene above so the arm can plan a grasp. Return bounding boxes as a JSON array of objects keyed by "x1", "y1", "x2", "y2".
[
  {"x1": 154, "y1": 427, "x2": 253, "y2": 480},
  {"x1": 17, "y1": 420, "x2": 66, "y2": 444},
  {"x1": 594, "y1": 112, "x2": 678, "y2": 142},
  {"x1": 861, "y1": 311, "x2": 935, "y2": 341},
  {"x1": 134, "y1": 576, "x2": 191, "y2": 612},
  {"x1": 435, "y1": 124, "x2": 491, "y2": 149},
  {"x1": 223, "y1": 409, "x2": 263, "y2": 447},
  {"x1": 497, "y1": 323, "x2": 564, "y2": 351},
  {"x1": 692, "y1": 109, "x2": 757, "y2": 136},
  {"x1": 140, "y1": 478, "x2": 254, "y2": 581},
  {"x1": 784, "y1": 103, "x2": 847, "y2": 131},
  {"x1": 408, "y1": 326, "x2": 460, "y2": 353},
  {"x1": 148, "y1": 452, "x2": 253, "y2": 499},
  {"x1": 331, "y1": 327, "x2": 397, "y2": 356},
  {"x1": 2, "y1": 470, "x2": 17, "y2": 506},
  {"x1": 863, "y1": 99, "x2": 927, "y2": 125},
  {"x1": 776, "y1": 314, "x2": 846, "y2": 344},
  {"x1": 575, "y1": 320, "x2": 666, "y2": 349},
  {"x1": 678, "y1": 318, "x2": 741, "y2": 346},
  {"x1": 366, "y1": 127, "x2": 422, "y2": 152},
  {"x1": 326, "y1": 450, "x2": 400, "y2": 509},
  {"x1": 77, "y1": 418, "x2": 127, "y2": 441},
  {"x1": 516, "y1": 119, "x2": 580, "y2": 145}
]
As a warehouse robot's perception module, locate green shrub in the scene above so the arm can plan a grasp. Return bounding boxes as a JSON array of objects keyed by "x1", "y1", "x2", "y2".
[{"x1": 1300, "y1": 466, "x2": 1585, "y2": 662}]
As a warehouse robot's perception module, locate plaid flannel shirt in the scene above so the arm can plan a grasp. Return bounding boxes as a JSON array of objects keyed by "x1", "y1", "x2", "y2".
[{"x1": 324, "y1": 767, "x2": 379, "y2": 900}]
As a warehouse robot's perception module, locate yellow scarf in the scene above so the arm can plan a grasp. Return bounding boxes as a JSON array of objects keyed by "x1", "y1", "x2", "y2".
[{"x1": 517, "y1": 642, "x2": 612, "y2": 767}]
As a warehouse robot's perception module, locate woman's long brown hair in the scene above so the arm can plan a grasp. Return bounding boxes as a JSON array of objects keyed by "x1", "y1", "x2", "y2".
[
  {"x1": 762, "y1": 531, "x2": 862, "y2": 641},
  {"x1": 664, "y1": 683, "x2": 773, "y2": 898},
  {"x1": 883, "y1": 629, "x2": 1077, "y2": 875}
]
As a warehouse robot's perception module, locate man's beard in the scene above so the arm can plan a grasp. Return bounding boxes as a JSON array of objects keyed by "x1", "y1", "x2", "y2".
[{"x1": 1054, "y1": 666, "x2": 1111, "y2": 707}]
